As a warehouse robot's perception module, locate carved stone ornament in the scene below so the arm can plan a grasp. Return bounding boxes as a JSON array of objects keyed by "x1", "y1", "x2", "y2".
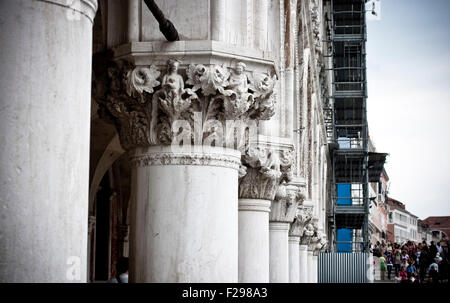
[
  {"x1": 270, "y1": 185, "x2": 306, "y2": 223},
  {"x1": 308, "y1": 222, "x2": 321, "y2": 251},
  {"x1": 289, "y1": 207, "x2": 312, "y2": 237},
  {"x1": 314, "y1": 231, "x2": 328, "y2": 255},
  {"x1": 94, "y1": 60, "x2": 278, "y2": 151},
  {"x1": 238, "y1": 146, "x2": 294, "y2": 201},
  {"x1": 300, "y1": 213, "x2": 316, "y2": 245},
  {"x1": 310, "y1": 0, "x2": 323, "y2": 72},
  {"x1": 88, "y1": 216, "x2": 96, "y2": 235}
]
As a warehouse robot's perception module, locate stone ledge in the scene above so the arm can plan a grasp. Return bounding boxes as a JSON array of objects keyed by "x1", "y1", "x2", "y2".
[{"x1": 113, "y1": 40, "x2": 276, "y2": 73}]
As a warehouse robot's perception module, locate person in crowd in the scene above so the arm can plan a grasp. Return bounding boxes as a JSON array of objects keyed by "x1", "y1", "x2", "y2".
[
  {"x1": 406, "y1": 260, "x2": 416, "y2": 278},
  {"x1": 387, "y1": 242, "x2": 393, "y2": 255},
  {"x1": 379, "y1": 254, "x2": 387, "y2": 280},
  {"x1": 430, "y1": 241, "x2": 438, "y2": 261},
  {"x1": 399, "y1": 266, "x2": 408, "y2": 284},
  {"x1": 419, "y1": 245, "x2": 429, "y2": 281},
  {"x1": 386, "y1": 252, "x2": 393, "y2": 280},
  {"x1": 437, "y1": 241, "x2": 443, "y2": 255},
  {"x1": 428, "y1": 259, "x2": 439, "y2": 284},
  {"x1": 108, "y1": 257, "x2": 129, "y2": 283},
  {"x1": 401, "y1": 249, "x2": 409, "y2": 268},
  {"x1": 394, "y1": 272, "x2": 401, "y2": 283},
  {"x1": 393, "y1": 249, "x2": 401, "y2": 275}
]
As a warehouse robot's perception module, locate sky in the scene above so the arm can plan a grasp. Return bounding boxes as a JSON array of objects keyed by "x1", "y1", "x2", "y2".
[{"x1": 365, "y1": 0, "x2": 450, "y2": 219}]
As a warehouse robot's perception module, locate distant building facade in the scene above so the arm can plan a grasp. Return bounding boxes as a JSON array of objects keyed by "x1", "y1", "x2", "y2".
[
  {"x1": 386, "y1": 198, "x2": 419, "y2": 244},
  {"x1": 417, "y1": 219, "x2": 433, "y2": 244},
  {"x1": 423, "y1": 216, "x2": 450, "y2": 243},
  {"x1": 369, "y1": 168, "x2": 389, "y2": 244}
]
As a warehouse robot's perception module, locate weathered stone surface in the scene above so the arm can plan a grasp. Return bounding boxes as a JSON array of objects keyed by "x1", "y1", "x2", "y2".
[
  {"x1": 238, "y1": 146, "x2": 293, "y2": 200},
  {"x1": 270, "y1": 184, "x2": 305, "y2": 223},
  {"x1": 94, "y1": 60, "x2": 278, "y2": 150}
]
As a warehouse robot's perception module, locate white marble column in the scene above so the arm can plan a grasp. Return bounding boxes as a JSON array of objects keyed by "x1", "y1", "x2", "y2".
[
  {"x1": 96, "y1": 61, "x2": 279, "y2": 283},
  {"x1": 238, "y1": 146, "x2": 293, "y2": 283},
  {"x1": 269, "y1": 184, "x2": 303, "y2": 283},
  {"x1": 238, "y1": 199, "x2": 271, "y2": 283},
  {"x1": 210, "y1": 0, "x2": 227, "y2": 41},
  {"x1": 299, "y1": 245, "x2": 309, "y2": 283},
  {"x1": 312, "y1": 254, "x2": 319, "y2": 283},
  {"x1": 307, "y1": 248, "x2": 314, "y2": 283},
  {"x1": 129, "y1": 146, "x2": 240, "y2": 282},
  {"x1": 298, "y1": 207, "x2": 315, "y2": 283},
  {"x1": 0, "y1": 0, "x2": 97, "y2": 282},
  {"x1": 269, "y1": 222, "x2": 290, "y2": 283},
  {"x1": 288, "y1": 235, "x2": 301, "y2": 283},
  {"x1": 253, "y1": 0, "x2": 269, "y2": 50},
  {"x1": 283, "y1": 0, "x2": 297, "y2": 139}
]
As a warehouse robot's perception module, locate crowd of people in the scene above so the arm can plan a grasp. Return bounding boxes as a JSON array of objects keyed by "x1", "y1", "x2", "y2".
[{"x1": 373, "y1": 239, "x2": 449, "y2": 284}]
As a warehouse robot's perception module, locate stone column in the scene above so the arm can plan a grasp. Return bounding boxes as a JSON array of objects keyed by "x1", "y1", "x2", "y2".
[
  {"x1": 298, "y1": 208, "x2": 314, "y2": 283},
  {"x1": 283, "y1": 0, "x2": 297, "y2": 139},
  {"x1": 299, "y1": 245, "x2": 309, "y2": 283},
  {"x1": 306, "y1": 222, "x2": 321, "y2": 283},
  {"x1": 238, "y1": 198, "x2": 271, "y2": 283},
  {"x1": 128, "y1": 0, "x2": 141, "y2": 42},
  {"x1": 288, "y1": 235, "x2": 300, "y2": 283},
  {"x1": 289, "y1": 212, "x2": 306, "y2": 283},
  {"x1": 210, "y1": 0, "x2": 227, "y2": 41},
  {"x1": 269, "y1": 184, "x2": 303, "y2": 282},
  {"x1": 253, "y1": 0, "x2": 269, "y2": 50},
  {"x1": 313, "y1": 231, "x2": 328, "y2": 284},
  {"x1": 94, "y1": 61, "x2": 278, "y2": 282},
  {"x1": 238, "y1": 147, "x2": 293, "y2": 283},
  {"x1": 0, "y1": 0, "x2": 97, "y2": 282},
  {"x1": 87, "y1": 216, "x2": 97, "y2": 282},
  {"x1": 307, "y1": 246, "x2": 315, "y2": 283},
  {"x1": 130, "y1": 145, "x2": 240, "y2": 282}
]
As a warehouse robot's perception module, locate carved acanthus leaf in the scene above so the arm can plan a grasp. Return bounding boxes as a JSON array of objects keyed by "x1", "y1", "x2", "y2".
[
  {"x1": 95, "y1": 60, "x2": 278, "y2": 151},
  {"x1": 271, "y1": 185, "x2": 305, "y2": 223}
]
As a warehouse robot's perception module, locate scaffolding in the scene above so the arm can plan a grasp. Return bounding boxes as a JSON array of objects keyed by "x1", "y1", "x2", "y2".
[{"x1": 325, "y1": 0, "x2": 386, "y2": 253}]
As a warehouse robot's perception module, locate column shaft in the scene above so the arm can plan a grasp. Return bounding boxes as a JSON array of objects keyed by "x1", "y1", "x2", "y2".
[
  {"x1": 128, "y1": 0, "x2": 141, "y2": 42},
  {"x1": 299, "y1": 245, "x2": 309, "y2": 283},
  {"x1": 210, "y1": 0, "x2": 226, "y2": 41},
  {"x1": 129, "y1": 146, "x2": 240, "y2": 282},
  {"x1": 269, "y1": 222, "x2": 290, "y2": 283},
  {"x1": 238, "y1": 199, "x2": 271, "y2": 283},
  {"x1": 289, "y1": 236, "x2": 300, "y2": 283},
  {"x1": 307, "y1": 250, "x2": 314, "y2": 283},
  {"x1": 253, "y1": 0, "x2": 269, "y2": 50},
  {"x1": 312, "y1": 255, "x2": 319, "y2": 283},
  {"x1": 0, "y1": 0, "x2": 97, "y2": 282}
]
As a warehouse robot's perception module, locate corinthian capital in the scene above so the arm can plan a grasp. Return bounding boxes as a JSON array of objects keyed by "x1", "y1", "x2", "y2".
[
  {"x1": 313, "y1": 231, "x2": 328, "y2": 255},
  {"x1": 238, "y1": 146, "x2": 294, "y2": 201},
  {"x1": 94, "y1": 60, "x2": 278, "y2": 151},
  {"x1": 270, "y1": 184, "x2": 305, "y2": 223},
  {"x1": 289, "y1": 207, "x2": 312, "y2": 237}
]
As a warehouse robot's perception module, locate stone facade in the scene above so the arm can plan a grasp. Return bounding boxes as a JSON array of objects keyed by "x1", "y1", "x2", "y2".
[{"x1": 0, "y1": 0, "x2": 332, "y2": 283}]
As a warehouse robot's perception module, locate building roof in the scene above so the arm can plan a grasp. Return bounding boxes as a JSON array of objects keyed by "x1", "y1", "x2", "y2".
[
  {"x1": 386, "y1": 197, "x2": 418, "y2": 218},
  {"x1": 423, "y1": 216, "x2": 450, "y2": 228}
]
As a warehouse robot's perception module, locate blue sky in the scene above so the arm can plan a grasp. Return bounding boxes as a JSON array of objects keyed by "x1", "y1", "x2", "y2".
[{"x1": 366, "y1": 0, "x2": 450, "y2": 219}]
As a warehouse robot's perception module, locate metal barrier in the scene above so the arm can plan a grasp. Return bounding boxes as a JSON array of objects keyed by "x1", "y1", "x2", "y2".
[{"x1": 318, "y1": 252, "x2": 374, "y2": 283}]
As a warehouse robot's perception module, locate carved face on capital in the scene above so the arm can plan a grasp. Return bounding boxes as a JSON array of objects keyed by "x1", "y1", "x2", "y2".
[
  {"x1": 167, "y1": 59, "x2": 180, "y2": 73},
  {"x1": 235, "y1": 62, "x2": 246, "y2": 75}
]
